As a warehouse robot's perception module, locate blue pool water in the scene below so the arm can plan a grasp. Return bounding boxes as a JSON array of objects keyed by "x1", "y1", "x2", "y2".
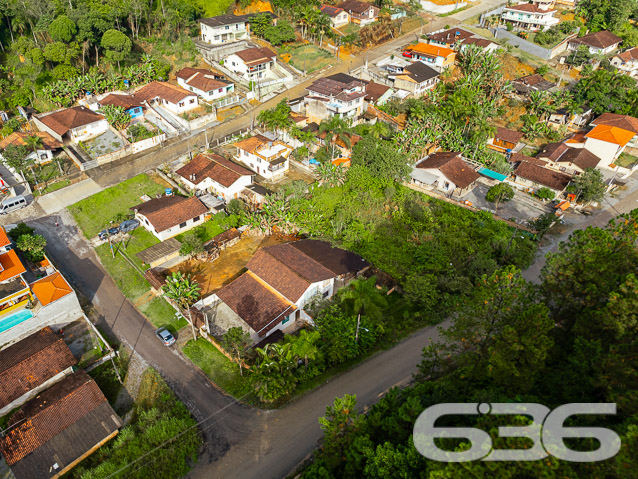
[{"x1": 0, "y1": 309, "x2": 33, "y2": 333}]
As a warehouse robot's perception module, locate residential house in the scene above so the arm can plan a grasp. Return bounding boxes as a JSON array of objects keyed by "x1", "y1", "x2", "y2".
[
  {"x1": 568, "y1": 30, "x2": 622, "y2": 55},
  {"x1": 176, "y1": 67, "x2": 234, "y2": 102},
  {"x1": 364, "y1": 81, "x2": 393, "y2": 105},
  {"x1": 427, "y1": 27, "x2": 474, "y2": 49},
  {"x1": 488, "y1": 127, "x2": 524, "y2": 153},
  {"x1": 304, "y1": 73, "x2": 367, "y2": 123},
  {"x1": 0, "y1": 327, "x2": 76, "y2": 416},
  {"x1": 136, "y1": 81, "x2": 199, "y2": 115},
  {"x1": 405, "y1": 43, "x2": 456, "y2": 71},
  {"x1": 317, "y1": 131, "x2": 362, "y2": 159},
  {"x1": 610, "y1": 47, "x2": 638, "y2": 77},
  {"x1": 459, "y1": 37, "x2": 500, "y2": 53},
  {"x1": 233, "y1": 134, "x2": 293, "y2": 180},
  {"x1": 512, "y1": 160, "x2": 571, "y2": 196},
  {"x1": 175, "y1": 152, "x2": 254, "y2": 201},
  {"x1": 96, "y1": 93, "x2": 144, "y2": 118},
  {"x1": 132, "y1": 195, "x2": 208, "y2": 241},
  {"x1": 320, "y1": 5, "x2": 350, "y2": 27},
  {"x1": 336, "y1": 0, "x2": 380, "y2": 25},
  {"x1": 511, "y1": 74, "x2": 555, "y2": 94},
  {"x1": 548, "y1": 105, "x2": 593, "y2": 128},
  {"x1": 225, "y1": 46, "x2": 277, "y2": 81},
  {"x1": 501, "y1": 3, "x2": 559, "y2": 31},
  {"x1": 582, "y1": 124, "x2": 635, "y2": 169},
  {"x1": 0, "y1": 227, "x2": 82, "y2": 349},
  {"x1": 0, "y1": 131, "x2": 62, "y2": 165},
  {"x1": 531, "y1": 0, "x2": 555, "y2": 9},
  {"x1": 393, "y1": 61, "x2": 440, "y2": 97},
  {"x1": 508, "y1": 152, "x2": 549, "y2": 168},
  {"x1": 207, "y1": 239, "x2": 369, "y2": 342},
  {"x1": 538, "y1": 142, "x2": 602, "y2": 174},
  {"x1": 0, "y1": 370, "x2": 121, "y2": 479},
  {"x1": 589, "y1": 113, "x2": 638, "y2": 148},
  {"x1": 410, "y1": 151, "x2": 480, "y2": 197},
  {"x1": 199, "y1": 12, "x2": 277, "y2": 45},
  {"x1": 33, "y1": 106, "x2": 108, "y2": 143}
]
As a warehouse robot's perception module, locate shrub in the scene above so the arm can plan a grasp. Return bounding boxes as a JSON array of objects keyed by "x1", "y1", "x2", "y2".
[
  {"x1": 535, "y1": 187, "x2": 555, "y2": 200},
  {"x1": 7, "y1": 223, "x2": 34, "y2": 241}
]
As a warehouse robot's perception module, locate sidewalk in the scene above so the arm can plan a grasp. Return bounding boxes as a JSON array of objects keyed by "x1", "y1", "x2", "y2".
[{"x1": 37, "y1": 178, "x2": 103, "y2": 215}]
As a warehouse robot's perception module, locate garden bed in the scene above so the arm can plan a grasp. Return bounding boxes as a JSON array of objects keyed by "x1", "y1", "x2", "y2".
[{"x1": 80, "y1": 129, "x2": 127, "y2": 159}]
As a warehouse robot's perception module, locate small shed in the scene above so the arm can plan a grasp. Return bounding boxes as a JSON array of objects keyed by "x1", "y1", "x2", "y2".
[{"x1": 136, "y1": 238, "x2": 182, "y2": 268}]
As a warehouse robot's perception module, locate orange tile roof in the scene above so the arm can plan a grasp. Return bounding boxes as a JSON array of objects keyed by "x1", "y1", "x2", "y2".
[
  {"x1": 408, "y1": 43, "x2": 455, "y2": 58},
  {"x1": 30, "y1": 272, "x2": 73, "y2": 306},
  {"x1": 585, "y1": 124, "x2": 635, "y2": 147},
  {"x1": 0, "y1": 226, "x2": 10, "y2": 249},
  {"x1": 0, "y1": 250, "x2": 26, "y2": 282}
]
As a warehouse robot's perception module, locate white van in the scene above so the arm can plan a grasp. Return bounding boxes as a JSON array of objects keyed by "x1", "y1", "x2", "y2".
[{"x1": 0, "y1": 196, "x2": 28, "y2": 214}]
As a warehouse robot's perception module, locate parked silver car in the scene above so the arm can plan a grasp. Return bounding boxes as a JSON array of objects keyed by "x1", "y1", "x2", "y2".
[{"x1": 155, "y1": 327, "x2": 176, "y2": 346}]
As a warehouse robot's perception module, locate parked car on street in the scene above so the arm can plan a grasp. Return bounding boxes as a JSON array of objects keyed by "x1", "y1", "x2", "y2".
[
  {"x1": 402, "y1": 50, "x2": 412, "y2": 58},
  {"x1": 119, "y1": 219, "x2": 140, "y2": 233},
  {"x1": 98, "y1": 227, "x2": 119, "y2": 240},
  {"x1": 155, "y1": 327, "x2": 176, "y2": 346}
]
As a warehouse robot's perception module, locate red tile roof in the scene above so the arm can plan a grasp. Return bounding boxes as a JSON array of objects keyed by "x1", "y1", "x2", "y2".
[
  {"x1": 98, "y1": 93, "x2": 143, "y2": 111},
  {"x1": 506, "y1": 3, "x2": 555, "y2": 13},
  {"x1": 132, "y1": 195, "x2": 208, "y2": 233},
  {"x1": 36, "y1": 107, "x2": 105, "y2": 136},
  {"x1": 514, "y1": 161, "x2": 571, "y2": 191},
  {"x1": 509, "y1": 152, "x2": 547, "y2": 167},
  {"x1": 615, "y1": 47, "x2": 638, "y2": 63},
  {"x1": 176, "y1": 153, "x2": 253, "y2": 188},
  {"x1": 216, "y1": 271, "x2": 296, "y2": 337},
  {"x1": 0, "y1": 371, "x2": 110, "y2": 466},
  {"x1": 570, "y1": 30, "x2": 622, "y2": 49},
  {"x1": 175, "y1": 67, "x2": 230, "y2": 92},
  {"x1": 592, "y1": 113, "x2": 638, "y2": 135},
  {"x1": 320, "y1": 4, "x2": 345, "y2": 17},
  {"x1": 337, "y1": 0, "x2": 377, "y2": 14},
  {"x1": 417, "y1": 152, "x2": 480, "y2": 189},
  {"x1": 0, "y1": 226, "x2": 10, "y2": 249},
  {"x1": 585, "y1": 124, "x2": 635, "y2": 146},
  {"x1": 0, "y1": 327, "x2": 76, "y2": 410},
  {"x1": 428, "y1": 27, "x2": 474, "y2": 44},
  {"x1": 494, "y1": 126, "x2": 523, "y2": 144},
  {"x1": 234, "y1": 47, "x2": 276, "y2": 67},
  {"x1": 0, "y1": 132, "x2": 62, "y2": 151},
  {"x1": 136, "y1": 81, "x2": 194, "y2": 105}
]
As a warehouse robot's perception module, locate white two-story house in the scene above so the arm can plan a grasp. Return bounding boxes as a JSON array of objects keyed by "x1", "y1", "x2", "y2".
[
  {"x1": 501, "y1": 3, "x2": 559, "y2": 31},
  {"x1": 175, "y1": 152, "x2": 254, "y2": 201},
  {"x1": 224, "y1": 47, "x2": 277, "y2": 82},
  {"x1": 233, "y1": 134, "x2": 293, "y2": 180},
  {"x1": 202, "y1": 239, "x2": 369, "y2": 343},
  {"x1": 199, "y1": 12, "x2": 277, "y2": 45},
  {"x1": 610, "y1": 47, "x2": 638, "y2": 77},
  {"x1": 176, "y1": 67, "x2": 235, "y2": 102},
  {"x1": 303, "y1": 73, "x2": 367, "y2": 124}
]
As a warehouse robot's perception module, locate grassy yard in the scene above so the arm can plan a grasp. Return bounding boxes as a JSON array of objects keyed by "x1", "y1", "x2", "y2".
[
  {"x1": 338, "y1": 23, "x2": 360, "y2": 36},
  {"x1": 288, "y1": 44, "x2": 336, "y2": 73},
  {"x1": 616, "y1": 152, "x2": 638, "y2": 168},
  {"x1": 183, "y1": 338, "x2": 253, "y2": 400},
  {"x1": 69, "y1": 173, "x2": 167, "y2": 238},
  {"x1": 34, "y1": 179, "x2": 71, "y2": 196}
]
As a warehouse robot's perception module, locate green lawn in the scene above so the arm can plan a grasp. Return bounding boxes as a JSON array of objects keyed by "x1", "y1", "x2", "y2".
[
  {"x1": 69, "y1": 173, "x2": 167, "y2": 238},
  {"x1": 122, "y1": 227, "x2": 161, "y2": 269},
  {"x1": 288, "y1": 44, "x2": 336, "y2": 73},
  {"x1": 139, "y1": 297, "x2": 186, "y2": 332},
  {"x1": 183, "y1": 338, "x2": 253, "y2": 400},
  {"x1": 616, "y1": 152, "x2": 638, "y2": 168},
  {"x1": 338, "y1": 23, "x2": 360, "y2": 36},
  {"x1": 34, "y1": 179, "x2": 70, "y2": 196},
  {"x1": 175, "y1": 213, "x2": 227, "y2": 243}
]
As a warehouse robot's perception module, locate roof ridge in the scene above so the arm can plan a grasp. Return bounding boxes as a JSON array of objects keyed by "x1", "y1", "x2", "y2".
[{"x1": 246, "y1": 270, "x2": 296, "y2": 306}]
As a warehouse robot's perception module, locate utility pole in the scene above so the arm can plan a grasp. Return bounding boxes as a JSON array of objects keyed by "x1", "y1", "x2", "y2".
[{"x1": 355, "y1": 312, "x2": 361, "y2": 343}]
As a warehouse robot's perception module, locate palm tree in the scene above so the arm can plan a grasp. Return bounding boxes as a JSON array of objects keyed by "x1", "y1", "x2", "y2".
[
  {"x1": 528, "y1": 90, "x2": 551, "y2": 120},
  {"x1": 314, "y1": 13, "x2": 331, "y2": 47},
  {"x1": 319, "y1": 116, "x2": 352, "y2": 159},
  {"x1": 367, "y1": 121, "x2": 391, "y2": 139},
  {"x1": 162, "y1": 272, "x2": 201, "y2": 340},
  {"x1": 286, "y1": 329, "x2": 320, "y2": 368},
  {"x1": 339, "y1": 277, "x2": 388, "y2": 326}
]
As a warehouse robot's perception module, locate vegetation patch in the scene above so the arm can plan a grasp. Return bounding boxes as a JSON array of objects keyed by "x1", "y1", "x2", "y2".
[
  {"x1": 73, "y1": 369, "x2": 201, "y2": 479},
  {"x1": 69, "y1": 173, "x2": 167, "y2": 238},
  {"x1": 287, "y1": 44, "x2": 335, "y2": 73}
]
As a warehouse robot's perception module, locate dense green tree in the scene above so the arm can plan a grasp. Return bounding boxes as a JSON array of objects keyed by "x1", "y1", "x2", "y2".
[
  {"x1": 316, "y1": 394, "x2": 361, "y2": 472},
  {"x1": 48, "y1": 15, "x2": 76, "y2": 42},
  {"x1": 351, "y1": 136, "x2": 409, "y2": 181},
  {"x1": 101, "y1": 29, "x2": 132, "y2": 70},
  {"x1": 577, "y1": 0, "x2": 636, "y2": 31},
  {"x1": 178, "y1": 229, "x2": 204, "y2": 257},
  {"x1": 162, "y1": 271, "x2": 200, "y2": 340},
  {"x1": 528, "y1": 211, "x2": 558, "y2": 239},
  {"x1": 263, "y1": 21, "x2": 296, "y2": 46},
  {"x1": 567, "y1": 167, "x2": 605, "y2": 204},
  {"x1": 419, "y1": 266, "x2": 553, "y2": 392},
  {"x1": 251, "y1": 343, "x2": 299, "y2": 403},
  {"x1": 0, "y1": 144, "x2": 32, "y2": 172},
  {"x1": 16, "y1": 234, "x2": 47, "y2": 262},
  {"x1": 221, "y1": 327, "x2": 251, "y2": 375},
  {"x1": 485, "y1": 183, "x2": 514, "y2": 211},
  {"x1": 572, "y1": 69, "x2": 638, "y2": 116},
  {"x1": 99, "y1": 104, "x2": 130, "y2": 129}
]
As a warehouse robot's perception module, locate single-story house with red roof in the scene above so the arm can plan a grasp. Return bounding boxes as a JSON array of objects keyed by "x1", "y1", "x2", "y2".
[{"x1": 132, "y1": 195, "x2": 209, "y2": 241}]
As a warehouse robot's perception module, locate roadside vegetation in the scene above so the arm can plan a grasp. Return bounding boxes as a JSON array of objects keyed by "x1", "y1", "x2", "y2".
[
  {"x1": 73, "y1": 368, "x2": 201, "y2": 479},
  {"x1": 301, "y1": 209, "x2": 638, "y2": 477}
]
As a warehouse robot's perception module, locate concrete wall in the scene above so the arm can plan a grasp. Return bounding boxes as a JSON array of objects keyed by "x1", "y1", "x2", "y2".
[
  {"x1": 420, "y1": 0, "x2": 467, "y2": 14},
  {"x1": 96, "y1": 133, "x2": 167, "y2": 166},
  {"x1": 71, "y1": 120, "x2": 110, "y2": 143},
  {"x1": 197, "y1": 39, "x2": 250, "y2": 63}
]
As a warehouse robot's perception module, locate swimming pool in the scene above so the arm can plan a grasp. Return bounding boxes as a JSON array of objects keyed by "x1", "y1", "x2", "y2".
[{"x1": 0, "y1": 309, "x2": 33, "y2": 333}]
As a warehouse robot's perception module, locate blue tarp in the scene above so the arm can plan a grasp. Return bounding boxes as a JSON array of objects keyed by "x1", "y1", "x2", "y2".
[{"x1": 478, "y1": 167, "x2": 507, "y2": 182}]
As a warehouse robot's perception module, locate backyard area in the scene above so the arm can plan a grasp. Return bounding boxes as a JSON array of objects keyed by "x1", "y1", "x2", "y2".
[
  {"x1": 80, "y1": 129, "x2": 126, "y2": 159},
  {"x1": 27, "y1": 155, "x2": 78, "y2": 196},
  {"x1": 285, "y1": 44, "x2": 337, "y2": 73},
  {"x1": 168, "y1": 232, "x2": 292, "y2": 296},
  {"x1": 616, "y1": 151, "x2": 638, "y2": 169}
]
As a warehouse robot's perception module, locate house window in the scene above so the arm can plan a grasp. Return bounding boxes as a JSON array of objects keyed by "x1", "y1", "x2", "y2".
[
  {"x1": 179, "y1": 222, "x2": 188, "y2": 228},
  {"x1": 179, "y1": 102, "x2": 184, "y2": 107},
  {"x1": 323, "y1": 290, "x2": 330, "y2": 298},
  {"x1": 218, "y1": 88, "x2": 223, "y2": 93},
  {"x1": 225, "y1": 25, "x2": 230, "y2": 30},
  {"x1": 282, "y1": 316, "x2": 290, "y2": 324},
  {"x1": 190, "y1": 99, "x2": 195, "y2": 104},
  {"x1": 192, "y1": 216, "x2": 200, "y2": 222}
]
